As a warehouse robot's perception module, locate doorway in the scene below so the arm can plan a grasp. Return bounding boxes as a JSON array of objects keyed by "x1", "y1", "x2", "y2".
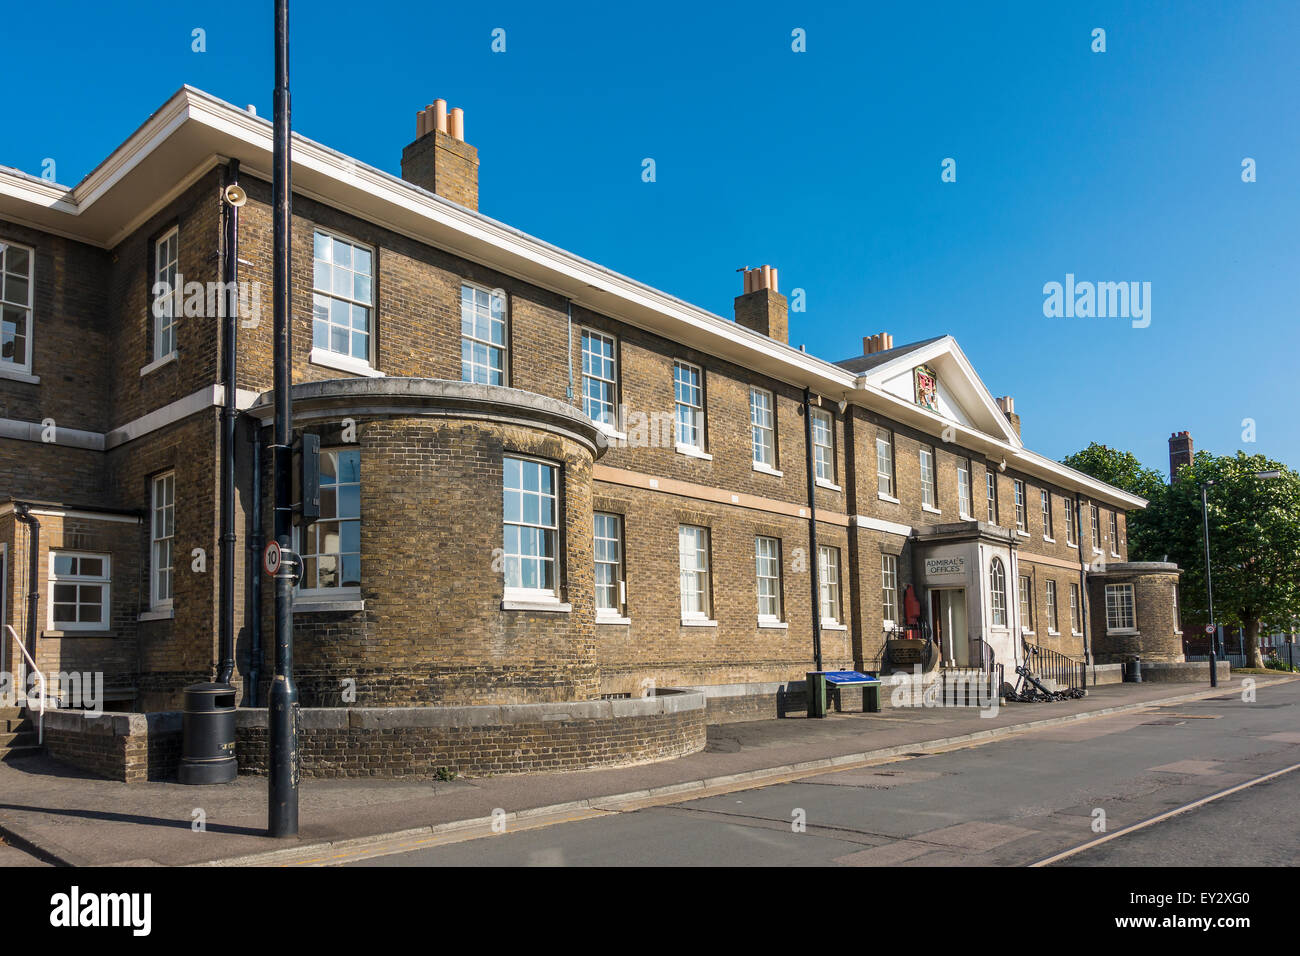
[{"x1": 930, "y1": 588, "x2": 969, "y2": 666}]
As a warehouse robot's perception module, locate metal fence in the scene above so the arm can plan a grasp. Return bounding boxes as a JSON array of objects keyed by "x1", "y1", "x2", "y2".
[{"x1": 1187, "y1": 647, "x2": 1300, "y2": 669}]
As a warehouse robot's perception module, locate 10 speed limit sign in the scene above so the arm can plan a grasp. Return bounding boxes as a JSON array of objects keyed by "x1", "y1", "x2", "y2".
[{"x1": 263, "y1": 540, "x2": 282, "y2": 577}]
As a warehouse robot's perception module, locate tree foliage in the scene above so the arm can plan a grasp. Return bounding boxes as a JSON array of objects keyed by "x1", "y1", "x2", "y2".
[{"x1": 1061, "y1": 442, "x2": 1167, "y2": 560}]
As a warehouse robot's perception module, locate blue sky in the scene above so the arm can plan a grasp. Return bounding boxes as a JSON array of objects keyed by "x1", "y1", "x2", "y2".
[{"x1": 4, "y1": 1, "x2": 1297, "y2": 475}]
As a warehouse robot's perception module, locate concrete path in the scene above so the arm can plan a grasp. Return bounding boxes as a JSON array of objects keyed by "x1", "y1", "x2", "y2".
[{"x1": 0, "y1": 677, "x2": 1289, "y2": 866}]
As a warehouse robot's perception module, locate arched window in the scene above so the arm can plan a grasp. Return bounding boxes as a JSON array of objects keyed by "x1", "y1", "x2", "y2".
[{"x1": 989, "y1": 557, "x2": 1008, "y2": 627}]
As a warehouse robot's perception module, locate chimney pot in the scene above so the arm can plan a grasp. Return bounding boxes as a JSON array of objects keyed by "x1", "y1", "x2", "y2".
[
  {"x1": 734, "y1": 265, "x2": 789, "y2": 343},
  {"x1": 401, "y1": 98, "x2": 479, "y2": 209},
  {"x1": 449, "y1": 107, "x2": 465, "y2": 141}
]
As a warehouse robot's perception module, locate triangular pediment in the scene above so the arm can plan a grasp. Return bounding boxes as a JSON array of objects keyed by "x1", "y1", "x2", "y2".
[{"x1": 846, "y1": 336, "x2": 1023, "y2": 448}]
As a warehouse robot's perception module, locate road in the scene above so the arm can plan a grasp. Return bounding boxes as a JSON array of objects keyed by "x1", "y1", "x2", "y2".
[{"x1": 345, "y1": 679, "x2": 1300, "y2": 867}]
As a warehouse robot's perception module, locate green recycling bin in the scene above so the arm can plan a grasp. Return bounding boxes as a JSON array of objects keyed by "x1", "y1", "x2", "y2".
[{"x1": 806, "y1": 672, "x2": 828, "y2": 718}]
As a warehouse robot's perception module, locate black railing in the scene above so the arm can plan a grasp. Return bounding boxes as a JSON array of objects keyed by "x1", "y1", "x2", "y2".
[
  {"x1": 969, "y1": 638, "x2": 995, "y2": 674},
  {"x1": 1024, "y1": 641, "x2": 1087, "y2": 692}
]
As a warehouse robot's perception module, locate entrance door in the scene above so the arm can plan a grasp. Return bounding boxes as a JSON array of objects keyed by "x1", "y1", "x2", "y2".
[{"x1": 931, "y1": 588, "x2": 969, "y2": 666}]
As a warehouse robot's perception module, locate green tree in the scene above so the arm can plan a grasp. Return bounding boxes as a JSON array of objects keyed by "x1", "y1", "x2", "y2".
[
  {"x1": 1061, "y1": 442, "x2": 1167, "y2": 560},
  {"x1": 1154, "y1": 452, "x2": 1300, "y2": 668}
]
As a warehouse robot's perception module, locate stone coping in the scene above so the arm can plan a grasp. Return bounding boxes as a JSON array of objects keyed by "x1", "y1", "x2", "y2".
[
  {"x1": 1091, "y1": 561, "x2": 1181, "y2": 574},
  {"x1": 233, "y1": 688, "x2": 705, "y2": 731},
  {"x1": 247, "y1": 377, "x2": 608, "y2": 457},
  {"x1": 43, "y1": 709, "x2": 181, "y2": 734}
]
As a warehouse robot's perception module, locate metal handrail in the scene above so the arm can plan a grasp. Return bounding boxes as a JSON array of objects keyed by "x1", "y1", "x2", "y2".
[
  {"x1": 1024, "y1": 639, "x2": 1086, "y2": 692},
  {"x1": 6, "y1": 624, "x2": 44, "y2": 743}
]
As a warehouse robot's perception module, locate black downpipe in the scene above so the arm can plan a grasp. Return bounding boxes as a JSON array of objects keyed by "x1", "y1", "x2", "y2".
[
  {"x1": 802, "y1": 388, "x2": 823, "y2": 672},
  {"x1": 13, "y1": 504, "x2": 39, "y2": 677},
  {"x1": 217, "y1": 159, "x2": 241, "y2": 686},
  {"x1": 1074, "y1": 491, "x2": 1091, "y2": 689},
  {"x1": 247, "y1": 425, "x2": 263, "y2": 706},
  {"x1": 268, "y1": 0, "x2": 300, "y2": 838}
]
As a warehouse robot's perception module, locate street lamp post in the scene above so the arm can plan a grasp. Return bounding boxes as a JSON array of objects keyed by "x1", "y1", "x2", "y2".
[{"x1": 1199, "y1": 469, "x2": 1280, "y2": 687}]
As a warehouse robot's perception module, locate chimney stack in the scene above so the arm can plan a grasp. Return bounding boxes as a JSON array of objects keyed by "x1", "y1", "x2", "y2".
[
  {"x1": 996, "y1": 396, "x2": 1021, "y2": 437},
  {"x1": 733, "y1": 266, "x2": 789, "y2": 343},
  {"x1": 863, "y1": 333, "x2": 894, "y2": 355},
  {"x1": 1169, "y1": 430, "x2": 1193, "y2": 482},
  {"x1": 402, "y1": 98, "x2": 479, "y2": 210}
]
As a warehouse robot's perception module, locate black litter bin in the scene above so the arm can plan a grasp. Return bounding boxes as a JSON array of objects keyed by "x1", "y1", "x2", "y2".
[
  {"x1": 178, "y1": 682, "x2": 238, "y2": 784},
  {"x1": 1123, "y1": 656, "x2": 1143, "y2": 683}
]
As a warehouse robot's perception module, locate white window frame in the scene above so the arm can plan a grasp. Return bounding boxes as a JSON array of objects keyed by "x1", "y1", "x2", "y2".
[
  {"x1": 48, "y1": 551, "x2": 111, "y2": 632},
  {"x1": 876, "y1": 433, "x2": 895, "y2": 499},
  {"x1": 1105, "y1": 583, "x2": 1136, "y2": 633},
  {"x1": 880, "y1": 552, "x2": 898, "y2": 629},
  {"x1": 1109, "y1": 511, "x2": 1120, "y2": 557},
  {"x1": 989, "y1": 557, "x2": 1008, "y2": 628},
  {"x1": 1, "y1": 238, "x2": 36, "y2": 377},
  {"x1": 811, "y1": 408, "x2": 836, "y2": 486},
  {"x1": 150, "y1": 471, "x2": 175, "y2": 610},
  {"x1": 594, "y1": 512, "x2": 625, "y2": 617},
  {"x1": 1091, "y1": 504, "x2": 1102, "y2": 554},
  {"x1": 297, "y1": 446, "x2": 362, "y2": 598},
  {"x1": 679, "y1": 525, "x2": 712, "y2": 622},
  {"x1": 919, "y1": 446, "x2": 937, "y2": 510},
  {"x1": 1064, "y1": 503, "x2": 1077, "y2": 547},
  {"x1": 152, "y1": 227, "x2": 180, "y2": 363},
  {"x1": 1041, "y1": 490, "x2": 1054, "y2": 541},
  {"x1": 1013, "y1": 479, "x2": 1027, "y2": 532},
  {"x1": 750, "y1": 387, "x2": 777, "y2": 471},
  {"x1": 986, "y1": 472, "x2": 998, "y2": 524},
  {"x1": 581, "y1": 329, "x2": 618, "y2": 431},
  {"x1": 1069, "y1": 582, "x2": 1082, "y2": 634},
  {"x1": 755, "y1": 536, "x2": 783, "y2": 623},
  {"x1": 1045, "y1": 580, "x2": 1059, "y2": 634},
  {"x1": 1019, "y1": 574, "x2": 1034, "y2": 634},
  {"x1": 673, "y1": 361, "x2": 705, "y2": 453},
  {"x1": 460, "y1": 280, "x2": 508, "y2": 385},
  {"x1": 820, "y1": 545, "x2": 843, "y2": 627},
  {"x1": 311, "y1": 229, "x2": 375, "y2": 371},
  {"x1": 957, "y1": 459, "x2": 972, "y2": 518},
  {"x1": 502, "y1": 455, "x2": 559, "y2": 600}
]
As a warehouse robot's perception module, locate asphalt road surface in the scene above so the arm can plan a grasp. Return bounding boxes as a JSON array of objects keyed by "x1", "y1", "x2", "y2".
[{"x1": 348, "y1": 680, "x2": 1300, "y2": 867}]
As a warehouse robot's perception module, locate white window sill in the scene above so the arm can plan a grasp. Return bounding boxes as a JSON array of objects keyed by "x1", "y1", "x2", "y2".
[
  {"x1": 1016, "y1": 530, "x2": 1030, "y2": 538},
  {"x1": 140, "y1": 351, "x2": 178, "y2": 377},
  {"x1": 1107, "y1": 627, "x2": 1138, "y2": 636},
  {"x1": 922, "y1": 504, "x2": 942, "y2": 515},
  {"x1": 675, "y1": 443, "x2": 712, "y2": 461},
  {"x1": 1047, "y1": 629, "x2": 1060, "y2": 637},
  {"x1": 43, "y1": 629, "x2": 112, "y2": 638},
  {"x1": 753, "y1": 462, "x2": 783, "y2": 478},
  {"x1": 0, "y1": 366, "x2": 39, "y2": 385},
  {"x1": 596, "y1": 424, "x2": 628, "y2": 443},
  {"x1": 1071, "y1": 630, "x2": 1083, "y2": 637},
  {"x1": 1022, "y1": 629, "x2": 1036, "y2": 636},
  {"x1": 823, "y1": 620, "x2": 848, "y2": 631},
  {"x1": 1110, "y1": 552, "x2": 1120, "y2": 558},
  {"x1": 1043, "y1": 536, "x2": 1056, "y2": 544},
  {"x1": 596, "y1": 614, "x2": 631, "y2": 625},
  {"x1": 1092, "y1": 548, "x2": 1104, "y2": 556},
  {"x1": 1066, "y1": 542, "x2": 1078, "y2": 550},
  {"x1": 958, "y1": 512, "x2": 973, "y2": 521},
  {"x1": 758, "y1": 619, "x2": 789, "y2": 629},
  {"x1": 295, "y1": 598, "x2": 366, "y2": 613},
  {"x1": 680, "y1": 617, "x2": 718, "y2": 627},
  {"x1": 502, "y1": 598, "x2": 572, "y2": 613},
  {"x1": 138, "y1": 608, "x2": 174, "y2": 622},
  {"x1": 309, "y1": 348, "x2": 383, "y2": 378},
  {"x1": 877, "y1": 492, "x2": 900, "y2": 504},
  {"x1": 815, "y1": 478, "x2": 842, "y2": 492}
]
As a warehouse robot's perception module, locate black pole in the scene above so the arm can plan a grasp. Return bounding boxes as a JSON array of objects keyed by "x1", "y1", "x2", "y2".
[
  {"x1": 217, "y1": 160, "x2": 241, "y2": 686},
  {"x1": 1074, "y1": 492, "x2": 1091, "y2": 689},
  {"x1": 1201, "y1": 481, "x2": 1218, "y2": 688},
  {"x1": 13, "y1": 504, "x2": 39, "y2": 677},
  {"x1": 268, "y1": 0, "x2": 299, "y2": 837},
  {"x1": 802, "y1": 388, "x2": 823, "y2": 672},
  {"x1": 247, "y1": 425, "x2": 263, "y2": 706}
]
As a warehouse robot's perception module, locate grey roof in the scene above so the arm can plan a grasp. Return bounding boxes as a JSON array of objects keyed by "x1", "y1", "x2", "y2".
[{"x1": 833, "y1": 336, "x2": 946, "y2": 374}]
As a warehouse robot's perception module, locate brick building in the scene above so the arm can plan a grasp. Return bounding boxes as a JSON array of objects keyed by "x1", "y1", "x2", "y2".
[{"x1": 0, "y1": 87, "x2": 1185, "y2": 715}]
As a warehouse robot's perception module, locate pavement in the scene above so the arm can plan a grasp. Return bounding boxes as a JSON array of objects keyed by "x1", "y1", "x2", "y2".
[{"x1": 0, "y1": 676, "x2": 1291, "y2": 867}]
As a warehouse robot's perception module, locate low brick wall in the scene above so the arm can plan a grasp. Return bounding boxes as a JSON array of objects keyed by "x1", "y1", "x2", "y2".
[
  {"x1": 235, "y1": 689, "x2": 707, "y2": 778},
  {"x1": 42, "y1": 710, "x2": 182, "y2": 783},
  {"x1": 1133, "y1": 660, "x2": 1231, "y2": 683}
]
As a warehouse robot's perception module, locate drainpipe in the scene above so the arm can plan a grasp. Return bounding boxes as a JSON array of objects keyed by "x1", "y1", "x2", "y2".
[
  {"x1": 565, "y1": 299, "x2": 574, "y2": 405},
  {"x1": 217, "y1": 159, "x2": 241, "y2": 686},
  {"x1": 13, "y1": 503, "x2": 39, "y2": 685},
  {"x1": 1074, "y1": 491, "x2": 1092, "y2": 686},
  {"x1": 802, "y1": 388, "x2": 823, "y2": 671},
  {"x1": 247, "y1": 424, "x2": 264, "y2": 705}
]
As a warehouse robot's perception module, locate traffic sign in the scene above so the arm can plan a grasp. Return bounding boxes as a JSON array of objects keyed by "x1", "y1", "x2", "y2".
[{"x1": 263, "y1": 540, "x2": 282, "y2": 577}]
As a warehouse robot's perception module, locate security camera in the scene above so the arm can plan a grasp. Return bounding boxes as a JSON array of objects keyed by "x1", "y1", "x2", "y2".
[{"x1": 223, "y1": 184, "x2": 248, "y2": 207}]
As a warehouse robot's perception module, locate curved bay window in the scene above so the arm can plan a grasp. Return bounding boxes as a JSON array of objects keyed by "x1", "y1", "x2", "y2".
[
  {"x1": 300, "y1": 448, "x2": 361, "y2": 595},
  {"x1": 503, "y1": 456, "x2": 558, "y2": 597},
  {"x1": 989, "y1": 557, "x2": 1008, "y2": 627}
]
